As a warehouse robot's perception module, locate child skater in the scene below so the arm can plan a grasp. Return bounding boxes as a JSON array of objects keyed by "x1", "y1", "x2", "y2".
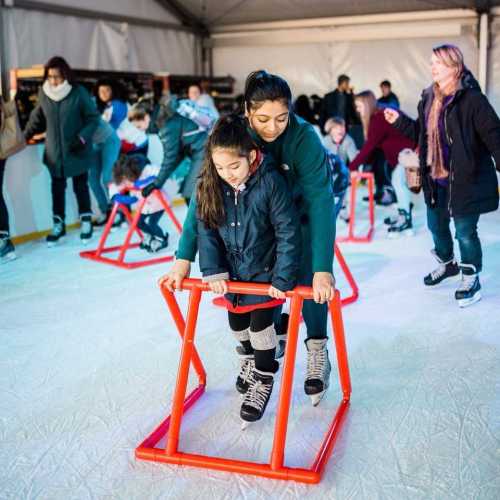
[
  {"x1": 110, "y1": 154, "x2": 169, "y2": 253},
  {"x1": 196, "y1": 115, "x2": 301, "y2": 428}
]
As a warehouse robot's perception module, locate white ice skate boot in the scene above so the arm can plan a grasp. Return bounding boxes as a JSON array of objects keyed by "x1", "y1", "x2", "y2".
[
  {"x1": 304, "y1": 338, "x2": 331, "y2": 406},
  {"x1": 455, "y1": 264, "x2": 481, "y2": 308}
]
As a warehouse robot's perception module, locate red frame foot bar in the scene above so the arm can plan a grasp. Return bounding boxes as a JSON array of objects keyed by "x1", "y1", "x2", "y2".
[
  {"x1": 80, "y1": 189, "x2": 182, "y2": 269},
  {"x1": 135, "y1": 278, "x2": 352, "y2": 484},
  {"x1": 337, "y1": 171, "x2": 375, "y2": 243}
]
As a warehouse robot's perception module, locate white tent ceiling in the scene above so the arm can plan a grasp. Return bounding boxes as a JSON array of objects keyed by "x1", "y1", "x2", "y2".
[{"x1": 174, "y1": 0, "x2": 500, "y2": 27}]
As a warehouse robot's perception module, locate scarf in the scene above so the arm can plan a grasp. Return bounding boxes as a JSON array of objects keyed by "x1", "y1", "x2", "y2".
[
  {"x1": 426, "y1": 82, "x2": 457, "y2": 180},
  {"x1": 42, "y1": 80, "x2": 72, "y2": 102}
]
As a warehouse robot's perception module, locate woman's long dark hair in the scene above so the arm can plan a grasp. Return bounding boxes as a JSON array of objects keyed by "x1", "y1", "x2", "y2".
[
  {"x1": 244, "y1": 70, "x2": 292, "y2": 113},
  {"x1": 43, "y1": 56, "x2": 74, "y2": 84},
  {"x1": 197, "y1": 114, "x2": 257, "y2": 229}
]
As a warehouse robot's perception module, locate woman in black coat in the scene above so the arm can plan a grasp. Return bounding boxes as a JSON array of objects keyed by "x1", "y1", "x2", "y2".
[
  {"x1": 24, "y1": 56, "x2": 99, "y2": 246},
  {"x1": 385, "y1": 44, "x2": 500, "y2": 307}
]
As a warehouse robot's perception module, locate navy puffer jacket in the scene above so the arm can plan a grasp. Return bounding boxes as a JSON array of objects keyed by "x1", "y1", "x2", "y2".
[{"x1": 198, "y1": 155, "x2": 301, "y2": 307}]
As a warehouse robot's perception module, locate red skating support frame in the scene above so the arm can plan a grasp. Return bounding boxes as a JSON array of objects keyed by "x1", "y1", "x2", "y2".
[
  {"x1": 337, "y1": 171, "x2": 375, "y2": 243},
  {"x1": 80, "y1": 189, "x2": 182, "y2": 269},
  {"x1": 135, "y1": 278, "x2": 352, "y2": 484},
  {"x1": 212, "y1": 242, "x2": 359, "y2": 309}
]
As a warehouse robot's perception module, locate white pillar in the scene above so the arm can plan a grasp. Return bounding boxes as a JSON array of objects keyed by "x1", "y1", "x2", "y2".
[{"x1": 478, "y1": 12, "x2": 489, "y2": 93}]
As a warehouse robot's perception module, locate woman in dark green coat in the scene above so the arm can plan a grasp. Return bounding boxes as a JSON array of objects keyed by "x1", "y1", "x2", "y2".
[
  {"x1": 164, "y1": 71, "x2": 336, "y2": 407},
  {"x1": 24, "y1": 56, "x2": 99, "y2": 246}
]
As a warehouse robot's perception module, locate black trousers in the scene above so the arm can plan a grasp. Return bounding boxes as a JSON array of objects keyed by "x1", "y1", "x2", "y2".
[
  {"x1": 137, "y1": 210, "x2": 164, "y2": 239},
  {"x1": 0, "y1": 159, "x2": 9, "y2": 234},
  {"x1": 51, "y1": 173, "x2": 91, "y2": 220},
  {"x1": 371, "y1": 149, "x2": 393, "y2": 194},
  {"x1": 228, "y1": 306, "x2": 279, "y2": 373}
]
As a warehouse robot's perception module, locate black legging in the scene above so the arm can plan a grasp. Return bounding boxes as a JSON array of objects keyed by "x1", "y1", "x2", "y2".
[
  {"x1": 51, "y1": 173, "x2": 91, "y2": 220},
  {"x1": 0, "y1": 159, "x2": 9, "y2": 234},
  {"x1": 228, "y1": 306, "x2": 279, "y2": 373}
]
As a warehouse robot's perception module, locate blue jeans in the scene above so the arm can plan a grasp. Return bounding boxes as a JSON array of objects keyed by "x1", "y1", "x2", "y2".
[
  {"x1": 89, "y1": 133, "x2": 121, "y2": 213},
  {"x1": 426, "y1": 206, "x2": 482, "y2": 272}
]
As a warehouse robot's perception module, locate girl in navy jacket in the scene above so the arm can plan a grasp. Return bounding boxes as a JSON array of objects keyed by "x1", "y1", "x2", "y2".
[{"x1": 197, "y1": 115, "x2": 301, "y2": 426}]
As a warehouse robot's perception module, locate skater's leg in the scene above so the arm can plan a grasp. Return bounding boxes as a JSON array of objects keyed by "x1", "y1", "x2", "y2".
[{"x1": 249, "y1": 307, "x2": 279, "y2": 374}]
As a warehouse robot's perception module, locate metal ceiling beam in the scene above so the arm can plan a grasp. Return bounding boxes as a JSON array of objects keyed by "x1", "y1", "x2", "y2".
[
  {"x1": 2, "y1": 0, "x2": 196, "y2": 33},
  {"x1": 154, "y1": 0, "x2": 209, "y2": 36}
]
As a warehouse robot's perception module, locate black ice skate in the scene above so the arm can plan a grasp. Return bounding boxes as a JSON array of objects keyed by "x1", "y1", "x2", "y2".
[
  {"x1": 387, "y1": 208, "x2": 414, "y2": 238},
  {"x1": 423, "y1": 250, "x2": 460, "y2": 287},
  {"x1": 148, "y1": 234, "x2": 169, "y2": 253},
  {"x1": 304, "y1": 338, "x2": 331, "y2": 406},
  {"x1": 385, "y1": 202, "x2": 413, "y2": 226},
  {"x1": 240, "y1": 368, "x2": 274, "y2": 429},
  {"x1": 46, "y1": 216, "x2": 66, "y2": 247},
  {"x1": 140, "y1": 233, "x2": 152, "y2": 251},
  {"x1": 455, "y1": 264, "x2": 482, "y2": 308},
  {"x1": 235, "y1": 345, "x2": 255, "y2": 395},
  {"x1": 80, "y1": 214, "x2": 93, "y2": 244},
  {"x1": 0, "y1": 232, "x2": 16, "y2": 264}
]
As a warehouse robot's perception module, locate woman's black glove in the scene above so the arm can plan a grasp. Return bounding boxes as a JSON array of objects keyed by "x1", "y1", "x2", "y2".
[
  {"x1": 141, "y1": 182, "x2": 157, "y2": 198},
  {"x1": 69, "y1": 135, "x2": 86, "y2": 153}
]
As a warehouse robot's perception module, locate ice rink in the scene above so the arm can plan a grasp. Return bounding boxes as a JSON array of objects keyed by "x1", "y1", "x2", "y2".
[{"x1": 1, "y1": 200, "x2": 499, "y2": 500}]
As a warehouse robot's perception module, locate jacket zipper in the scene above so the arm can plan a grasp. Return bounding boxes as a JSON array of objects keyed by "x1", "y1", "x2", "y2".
[{"x1": 233, "y1": 189, "x2": 239, "y2": 307}]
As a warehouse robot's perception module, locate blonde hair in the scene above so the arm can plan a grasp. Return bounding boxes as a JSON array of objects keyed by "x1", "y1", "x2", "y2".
[
  {"x1": 432, "y1": 44, "x2": 465, "y2": 80},
  {"x1": 324, "y1": 116, "x2": 345, "y2": 134},
  {"x1": 354, "y1": 90, "x2": 378, "y2": 140}
]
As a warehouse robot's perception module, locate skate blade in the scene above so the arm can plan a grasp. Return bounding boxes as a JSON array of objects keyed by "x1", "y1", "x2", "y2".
[
  {"x1": 310, "y1": 390, "x2": 327, "y2": 407},
  {"x1": 458, "y1": 292, "x2": 482, "y2": 308},
  {"x1": 241, "y1": 420, "x2": 252, "y2": 430},
  {"x1": 424, "y1": 275, "x2": 460, "y2": 288},
  {"x1": 80, "y1": 238, "x2": 92, "y2": 246},
  {"x1": 0, "y1": 253, "x2": 17, "y2": 264},
  {"x1": 387, "y1": 229, "x2": 415, "y2": 239},
  {"x1": 47, "y1": 238, "x2": 65, "y2": 248}
]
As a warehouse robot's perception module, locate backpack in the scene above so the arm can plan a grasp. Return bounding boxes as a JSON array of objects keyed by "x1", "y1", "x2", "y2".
[{"x1": 176, "y1": 99, "x2": 218, "y2": 132}]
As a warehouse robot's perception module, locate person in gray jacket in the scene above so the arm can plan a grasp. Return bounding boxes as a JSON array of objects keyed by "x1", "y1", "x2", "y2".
[{"x1": 24, "y1": 56, "x2": 99, "y2": 246}]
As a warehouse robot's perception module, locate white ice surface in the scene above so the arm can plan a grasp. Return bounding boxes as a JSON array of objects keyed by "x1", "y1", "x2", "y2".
[{"x1": 1, "y1": 197, "x2": 500, "y2": 500}]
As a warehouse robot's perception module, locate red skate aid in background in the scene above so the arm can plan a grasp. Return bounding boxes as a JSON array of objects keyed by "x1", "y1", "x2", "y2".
[
  {"x1": 80, "y1": 186, "x2": 182, "y2": 269},
  {"x1": 135, "y1": 278, "x2": 352, "y2": 484},
  {"x1": 337, "y1": 171, "x2": 375, "y2": 243}
]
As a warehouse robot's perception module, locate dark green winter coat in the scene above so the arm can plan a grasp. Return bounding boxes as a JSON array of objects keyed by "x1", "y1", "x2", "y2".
[
  {"x1": 24, "y1": 85, "x2": 99, "y2": 178},
  {"x1": 176, "y1": 113, "x2": 335, "y2": 275}
]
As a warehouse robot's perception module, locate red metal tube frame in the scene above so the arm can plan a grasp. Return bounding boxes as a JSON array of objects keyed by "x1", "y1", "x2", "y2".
[
  {"x1": 212, "y1": 242, "x2": 358, "y2": 309},
  {"x1": 337, "y1": 171, "x2": 375, "y2": 243},
  {"x1": 80, "y1": 188, "x2": 182, "y2": 269},
  {"x1": 135, "y1": 278, "x2": 352, "y2": 484}
]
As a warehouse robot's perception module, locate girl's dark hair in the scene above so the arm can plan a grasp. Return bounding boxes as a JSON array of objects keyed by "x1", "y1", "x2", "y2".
[
  {"x1": 197, "y1": 114, "x2": 257, "y2": 228},
  {"x1": 244, "y1": 70, "x2": 292, "y2": 113},
  {"x1": 113, "y1": 154, "x2": 150, "y2": 184},
  {"x1": 43, "y1": 56, "x2": 74, "y2": 84}
]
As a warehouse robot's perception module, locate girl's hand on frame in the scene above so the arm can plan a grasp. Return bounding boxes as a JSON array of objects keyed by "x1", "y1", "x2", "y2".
[
  {"x1": 161, "y1": 259, "x2": 191, "y2": 292},
  {"x1": 312, "y1": 272, "x2": 335, "y2": 304},
  {"x1": 209, "y1": 280, "x2": 228, "y2": 295},
  {"x1": 384, "y1": 108, "x2": 400, "y2": 124},
  {"x1": 268, "y1": 285, "x2": 286, "y2": 299}
]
